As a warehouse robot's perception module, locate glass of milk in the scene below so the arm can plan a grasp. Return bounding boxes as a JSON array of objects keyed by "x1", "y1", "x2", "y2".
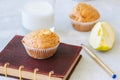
[{"x1": 21, "y1": 0, "x2": 55, "y2": 32}]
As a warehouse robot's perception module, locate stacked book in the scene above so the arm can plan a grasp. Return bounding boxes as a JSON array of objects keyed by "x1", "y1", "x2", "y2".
[{"x1": 0, "y1": 35, "x2": 82, "y2": 80}]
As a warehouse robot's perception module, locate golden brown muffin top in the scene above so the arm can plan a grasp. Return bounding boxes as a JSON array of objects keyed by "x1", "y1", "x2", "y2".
[
  {"x1": 70, "y1": 3, "x2": 100, "y2": 22},
  {"x1": 22, "y1": 29, "x2": 60, "y2": 49}
]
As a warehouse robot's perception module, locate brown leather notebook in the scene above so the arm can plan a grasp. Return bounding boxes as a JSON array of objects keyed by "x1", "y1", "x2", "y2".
[{"x1": 0, "y1": 35, "x2": 82, "y2": 80}]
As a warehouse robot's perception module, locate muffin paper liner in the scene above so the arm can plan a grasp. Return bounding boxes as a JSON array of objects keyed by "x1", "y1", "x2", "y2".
[
  {"x1": 69, "y1": 17, "x2": 99, "y2": 32},
  {"x1": 22, "y1": 43, "x2": 59, "y2": 59},
  {"x1": 70, "y1": 18, "x2": 99, "y2": 26}
]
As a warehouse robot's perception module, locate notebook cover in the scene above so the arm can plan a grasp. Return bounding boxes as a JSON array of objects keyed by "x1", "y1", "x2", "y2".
[{"x1": 0, "y1": 35, "x2": 82, "y2": 79}]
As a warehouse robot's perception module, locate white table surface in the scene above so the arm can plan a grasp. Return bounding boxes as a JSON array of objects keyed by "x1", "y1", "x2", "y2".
[{"x1": 0, "y1": 0, "x2": 120, "y2": 80}]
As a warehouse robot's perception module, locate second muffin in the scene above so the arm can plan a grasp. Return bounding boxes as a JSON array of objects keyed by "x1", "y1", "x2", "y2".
[
  {"x1": 22, "y1": 29, "x2": 60, "y2": 59},
  {"x1": 69, "y1": 3, "x2": 100, "y2": 32}
]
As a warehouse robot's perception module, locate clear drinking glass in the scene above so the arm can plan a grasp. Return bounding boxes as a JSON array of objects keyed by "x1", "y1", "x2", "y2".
[{"x1": 21, "y1": 0, "x2": 56, "y2": 32}]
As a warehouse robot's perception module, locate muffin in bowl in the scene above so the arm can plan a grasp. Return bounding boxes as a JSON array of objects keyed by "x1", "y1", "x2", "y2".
[
  {"x1": 22, "y1": 29, "x2": 60, "y2": 59},
  {"x1": 69, "y1": 3, "x2": 100, "y2": 32}
]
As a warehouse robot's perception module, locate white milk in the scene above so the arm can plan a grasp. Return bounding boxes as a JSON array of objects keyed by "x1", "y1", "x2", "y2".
[{"x1": 22, "y1": 1, "x2": 54, "y2": 31}]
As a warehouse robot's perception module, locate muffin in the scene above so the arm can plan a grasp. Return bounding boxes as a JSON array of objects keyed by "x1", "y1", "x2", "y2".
[
  {"x1": 69, "y1": 3, "x2": 100, "y2": 32},
  {"x1": 22, "y1": 29, "x2": 60, "y2": 59}
]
